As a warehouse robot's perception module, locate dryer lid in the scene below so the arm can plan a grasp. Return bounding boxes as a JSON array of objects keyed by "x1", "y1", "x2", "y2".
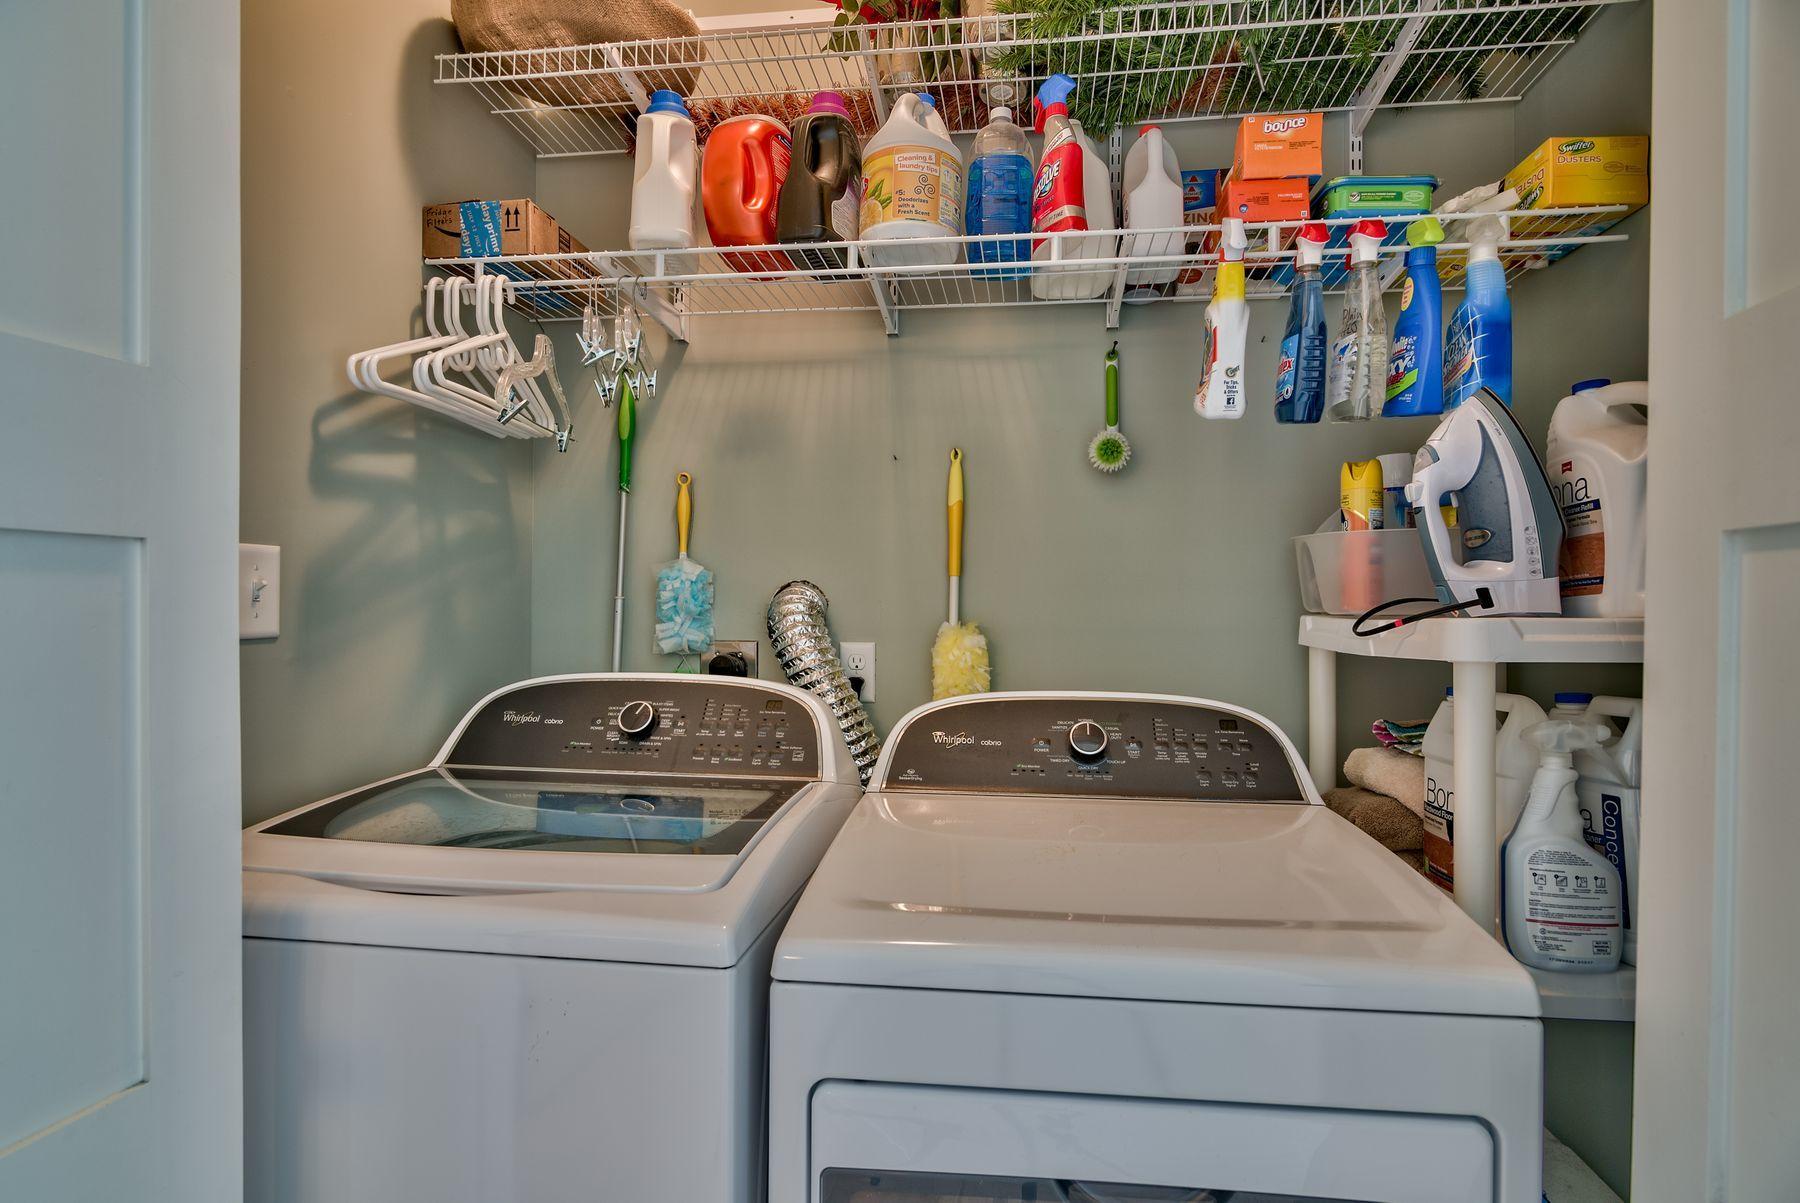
[{"x1": 773, "y1": 792, "x2": 1540, "y2": 1018}]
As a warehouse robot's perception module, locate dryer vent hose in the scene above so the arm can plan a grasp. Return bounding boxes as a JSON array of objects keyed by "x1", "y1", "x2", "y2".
[{"x1": 767, "y1": 580, "x2": 881, "y2": 784}]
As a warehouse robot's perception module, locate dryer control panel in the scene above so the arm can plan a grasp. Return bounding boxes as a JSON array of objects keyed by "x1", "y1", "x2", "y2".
[
  {"x1": 879, "y1": 696, "x2": 1306, "y2": 802},
  {"x1": 445, "y1": 678, "x2": 822, "y2": 778}
]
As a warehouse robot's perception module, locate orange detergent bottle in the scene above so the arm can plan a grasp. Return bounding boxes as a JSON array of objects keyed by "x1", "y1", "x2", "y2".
[{"x1": 702, "y1": 114, "x2": 794, "y2": 276}]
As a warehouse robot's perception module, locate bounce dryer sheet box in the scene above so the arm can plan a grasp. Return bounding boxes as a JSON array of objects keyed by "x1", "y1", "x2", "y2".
[
  {"x1": 1233, "y1": 112, "x2": 1324, "y2": 180},
  {"x1": 1503, "y1": 136, "x2": 1649, "y2": 258},
  {"x1": 1221, "y1": 168, "x2": 1311, "y2": 223},
  {"x1": 422, "y1": 199, "x2": 595, "y2": 283}
]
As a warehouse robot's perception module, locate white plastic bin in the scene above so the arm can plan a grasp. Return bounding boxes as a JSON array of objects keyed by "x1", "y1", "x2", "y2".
[{"x1": 1293, "y1": 528, "x2": 1436, "y2": 615}]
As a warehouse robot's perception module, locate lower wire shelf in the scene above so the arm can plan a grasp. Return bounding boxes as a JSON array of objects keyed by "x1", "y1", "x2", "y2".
[{"x1": 427, "y1": 206, "x2": 1629, "y2": 336}]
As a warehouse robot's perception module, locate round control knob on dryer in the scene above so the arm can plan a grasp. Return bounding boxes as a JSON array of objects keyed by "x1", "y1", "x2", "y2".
[
  {"x1": 1067, "y1": 720, "x2": 1109, "y2": 764},
  {"x1": 616, "y1": 701, "x2": 659, "y2": 739}
]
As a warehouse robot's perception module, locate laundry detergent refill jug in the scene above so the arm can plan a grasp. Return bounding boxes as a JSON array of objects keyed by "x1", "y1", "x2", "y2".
[
  {"x1": 1422, "y1": 688, "x2": 1547, "y2": 895},
  {"x1": 776, "y1": 92, "x2": 863, "y2": 276},
  {"x1": 629, "y1": 90, "x2": 698, "y2": 251},
  {"x1": 1031, "y1": 74, "x2": 1115, "y2": 300},
  {"x1": 1547, "y1": 379, "x2": 1648, "y2": 616},
  {"x1": 860, "y1": 92, "x2": 963, "y2": 268},
  {"x1": 1503, "y1": 717, "x2": 1624, "y2": 973},
  {"x1": 703, "y1": 114, "x2": 794, "y2": 276}
]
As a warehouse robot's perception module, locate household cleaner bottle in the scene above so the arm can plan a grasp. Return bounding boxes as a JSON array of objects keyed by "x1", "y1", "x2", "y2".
[
  {"x1": 1546, "y1": 379, "x2": 1648, "y2": 616},
  {"x1": 1443, "y1": 187, "x2": 1518, "y2": 408},
  {"x1": 1573, "y1": 695, "x2": 1643, "y2": 965},
  {"x1": 964, "y1": 104, "x2": 1033, "y2": 280},
  {"x1": 629, "y1": 90, "x2": 698, "y2": 250},
  {"x1": 860, "y1": 92, "x2": 964, "y2": 268},
  {"x1": 1122, "y1": 124, "x2": 1183, "y2": 299},
  {"x1": 1030, "y1": 75, "x2": 1114, "y2": 300},
  {"x1": 1326, "y1": 219, "x2": 1389, "y2": 422},
  {"x1": 776, "y1": 91, "x2": 863, "y2": 277},
  {"x1": 1422, "y1": 689, "x2": 1548, "y2": 895},
  {"x1": 1275, "y1": 222, "x2": 1330, "y2": 424},
  {"x1": 1382, "y1": 216, "x2": 1445, "y2": 416},
  {"x1": 1194, "y1": 217, "x2": 1248, "y2": 419},
  {"x1": 1503, "y1": 718, "x2": 1624, "y2": 973}
]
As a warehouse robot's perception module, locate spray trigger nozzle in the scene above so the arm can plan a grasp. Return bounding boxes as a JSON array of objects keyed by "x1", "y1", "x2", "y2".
[
  {"x1": 1032, "y1": 72, "x2": 1077, "y2": 133},
  {"x1": 1347, "y1": 218, "x2": 1387, "y2": 265},
  {"x1": 1296, "y1": 222, "x2": 1328, "y2": 267},
  {"x1": 1522, "y1": 718, "x2": 1612, "y2": 766},
  {"x1": 1220, "y1": 217, "x2": 1248, "y2": 262}
]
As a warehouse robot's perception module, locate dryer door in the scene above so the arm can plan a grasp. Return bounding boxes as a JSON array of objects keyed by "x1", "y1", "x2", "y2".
[{"x1": 810, "y1": 1083, "x2": 1496, "y2": 1203}]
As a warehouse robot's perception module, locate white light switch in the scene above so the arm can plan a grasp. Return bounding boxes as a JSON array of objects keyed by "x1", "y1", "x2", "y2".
[{"x1": 239, "y1": 544, "x2": 280, "y2": 640}]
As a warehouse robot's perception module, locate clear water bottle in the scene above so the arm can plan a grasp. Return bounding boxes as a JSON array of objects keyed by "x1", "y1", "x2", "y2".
[{"x1": 965, "y1": 106, "x2": 1033, "y2": 280}]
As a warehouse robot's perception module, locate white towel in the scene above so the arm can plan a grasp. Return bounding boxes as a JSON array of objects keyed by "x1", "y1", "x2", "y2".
[{"x1": 1344, "y1": 745, "x2": 1426, "y2": 817}]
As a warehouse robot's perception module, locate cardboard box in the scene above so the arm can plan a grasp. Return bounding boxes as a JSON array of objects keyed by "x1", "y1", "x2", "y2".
[
  {"x1": 1503, "y1": 136, "x2": 1649, "y2": 259},
  {"x1": 1233, "y1": 112, "x2": 1323, "y2": 180},
  {"x1": 1221, "y1": 170, "x2": 1311, "y2": 223},
  {"x1": 1177, "y1": 168, "x2": 1226, "y2": 296},
  {"x1": 423, "y1": 198, "x2": 594, "y2": 289}
]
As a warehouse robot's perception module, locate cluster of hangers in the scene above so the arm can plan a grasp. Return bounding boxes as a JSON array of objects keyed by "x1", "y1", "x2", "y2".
[{"x1": 348, "y1": 276, "x2": 573, "y2": 448}]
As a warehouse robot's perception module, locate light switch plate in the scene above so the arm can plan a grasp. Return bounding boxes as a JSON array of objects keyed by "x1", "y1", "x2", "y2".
[{"x1": 239, "y1": 544, "x2": 280, "y2": 640}]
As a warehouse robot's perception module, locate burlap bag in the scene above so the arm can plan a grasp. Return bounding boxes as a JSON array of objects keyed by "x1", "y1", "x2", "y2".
[{"x1": 452, "y1": 0, "x2": 706, "y2": 108}]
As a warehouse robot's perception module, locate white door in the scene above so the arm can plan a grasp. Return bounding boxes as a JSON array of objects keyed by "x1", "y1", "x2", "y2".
[
  {"x1": 1634, "y1": 0, "x2": 1800, "y2": 1197},
  {"x1": 0, "y1": 1, "x2": 241, "y2": 1199}
]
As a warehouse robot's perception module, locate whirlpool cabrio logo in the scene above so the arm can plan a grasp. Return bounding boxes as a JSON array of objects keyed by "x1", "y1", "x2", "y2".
[
  {"x1": 502, "y1": 710, "x2": 542, "y2": 726},
  {"x1": 932, "y1": 730, "x2": 976, "y2": 748}
]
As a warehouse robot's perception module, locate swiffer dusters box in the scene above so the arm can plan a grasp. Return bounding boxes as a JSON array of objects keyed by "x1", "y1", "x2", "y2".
[
  {"x1": 1504, "y1": 136, "x2": 1649, "y2": 257},
  {"x1": 1233, "y1": 112, "x2": 1323, "y2": 180}
]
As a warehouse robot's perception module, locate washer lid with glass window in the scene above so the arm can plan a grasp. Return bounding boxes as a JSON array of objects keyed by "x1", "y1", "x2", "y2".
[
  {"x1": 242, "y1": 675, "x2": 857, "y2": 968},
  {"x1": 773, "y1": 693, "x2": 1539, "y2": 1019}
]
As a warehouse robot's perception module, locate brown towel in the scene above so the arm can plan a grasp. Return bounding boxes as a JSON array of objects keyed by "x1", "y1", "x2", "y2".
[
  {"x1": 1325, "y1": 786, "x2": 1425, "y2": 853},
  {"x1": 1344, "y1": 745, "x2": 1427, "y2": 816}
]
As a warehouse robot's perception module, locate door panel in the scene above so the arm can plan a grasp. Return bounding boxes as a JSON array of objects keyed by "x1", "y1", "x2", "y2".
[
  {"x1": 1638, "y1": 0, "x2": 1800, "y2": 1195},
  {"x1": 0, "y1": 0, "x2": 240, "y2": 1196}
]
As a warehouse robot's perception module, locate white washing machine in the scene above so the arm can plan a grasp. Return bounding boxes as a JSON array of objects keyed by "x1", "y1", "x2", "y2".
[
  {"x1": 243, "y1": 673, "x2": 860, "y2": 1203},
  {"x1": 769, "y1": 692, "x2": 1543, "y2": 1203}
]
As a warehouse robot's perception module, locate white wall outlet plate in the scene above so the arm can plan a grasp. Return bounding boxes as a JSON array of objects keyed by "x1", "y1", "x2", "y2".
[
  {"x1": 239, "y1": 544, "x2": 280, "y2": 640},
  {"x1": 841, "y1": 641, "x2": 875, "y2": 703}
]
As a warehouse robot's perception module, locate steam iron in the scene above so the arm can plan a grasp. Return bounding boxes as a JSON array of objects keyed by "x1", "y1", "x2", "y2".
[{"x1": 1405, "y1": 388, "x2": 1566, "y2": 616}]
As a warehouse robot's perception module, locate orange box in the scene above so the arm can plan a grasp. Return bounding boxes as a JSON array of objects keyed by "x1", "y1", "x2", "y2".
[
  {"x1": 1221, "y1": 170, "x2": 1310, "y2": 222},
  {"x1": 1234, "y1": 112, "x2": 1324, "y2": 180}
]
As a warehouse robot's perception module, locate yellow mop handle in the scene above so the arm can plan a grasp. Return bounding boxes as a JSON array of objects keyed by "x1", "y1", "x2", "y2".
[
  {"x1": 676, "y1": 472, "x2": 693, "y2": 557},
  {"x1": 946, "y1": 449, "x2": 964, "y2": 579}
]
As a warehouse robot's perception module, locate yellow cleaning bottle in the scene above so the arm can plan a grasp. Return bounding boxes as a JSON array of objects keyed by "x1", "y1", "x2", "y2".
[{"x1": 1195, "y1": 218, "x2": 1249, "y2": 419}]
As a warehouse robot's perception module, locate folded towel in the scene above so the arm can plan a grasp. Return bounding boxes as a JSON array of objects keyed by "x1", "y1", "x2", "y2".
[
  {"x1": 1372, "y1": 716, "x2": 1428, "y2": 754},
  {"x1": 1325, "y1": 786, "x2": 1424, "y2": 853},
  {"x1": 1345, "y1": 745, "x2": 1427, "y2": 816}
]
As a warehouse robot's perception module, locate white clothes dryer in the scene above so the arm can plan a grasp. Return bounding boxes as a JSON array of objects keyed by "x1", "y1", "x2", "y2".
[
  {"x1": 769, "y1": 692, "x2": 1543, "y2": 1203},
  {"x1": 243, "y1": 674, "x2": 860, "y2": 1203}
]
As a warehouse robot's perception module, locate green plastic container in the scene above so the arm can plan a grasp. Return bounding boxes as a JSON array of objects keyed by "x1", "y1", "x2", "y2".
[{"x1": 1316, "y1": 175, "x2": 1437, "y2": 217}]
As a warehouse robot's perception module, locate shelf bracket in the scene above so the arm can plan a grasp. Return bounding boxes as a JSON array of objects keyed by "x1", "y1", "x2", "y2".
[
  {"x1": 1348, "y1": 0, "x2": 1443, "y2": 174},
  {"x1": 851, "y1": 245, "x2": 899, "y2": 335},
  {"x1": 1104, "y1": 260, "x2": 1130, "y2": 329},
  {"x1": 601, "y1": 45, "x2": 652, "y2": 113},
  {"x1": 856, "y1": 29, "x2": 891, "y2": 128}
]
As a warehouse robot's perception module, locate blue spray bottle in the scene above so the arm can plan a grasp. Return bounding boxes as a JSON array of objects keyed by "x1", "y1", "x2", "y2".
[
  {"x1": 1445, "y1": 206, "x2": 1513, "y2": 407},
  {"x1": 1274, "y1": 222, "x2": 1330, "y2": 424},
  {"x1": 1383, "y1": 216, "x2": 1446, "y2": 416}
]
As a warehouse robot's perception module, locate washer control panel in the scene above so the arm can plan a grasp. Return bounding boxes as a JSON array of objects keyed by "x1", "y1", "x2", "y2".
[
  {"x1": 881, "y1": 696, "x2": 1305, "y2": 801},
  {"x1": 446, "y1": 679, "x2": 821, "y2": 778}
]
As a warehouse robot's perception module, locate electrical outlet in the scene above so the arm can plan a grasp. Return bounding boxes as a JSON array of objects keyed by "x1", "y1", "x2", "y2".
[
  {"x1": 704, "y1": 640, "x2": 759, "y2": 678},
  {"x1": 841, "y1": 641, "x2": 875, "y2": 703}
]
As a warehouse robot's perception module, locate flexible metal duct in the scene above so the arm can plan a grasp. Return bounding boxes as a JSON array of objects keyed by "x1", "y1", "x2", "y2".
[{"x1": 767, "y1": 580, "x2": 881, "y2": 784}]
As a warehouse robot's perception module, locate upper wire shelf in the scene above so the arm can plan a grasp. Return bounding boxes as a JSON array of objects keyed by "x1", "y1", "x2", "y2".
[
  {"x1": 436, "y1": 0, "x2": 1635, "y2": 157},
  {"x1": 426, "y1": 207, "x2": 1627, "y2": 336}
]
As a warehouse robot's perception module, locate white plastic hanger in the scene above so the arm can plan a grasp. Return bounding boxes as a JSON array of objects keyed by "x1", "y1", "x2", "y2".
[
  {"x1": 417, "y1": 278, "x2": 550, "y2": 436},
  {"x1": 348, "y1": 279, "x2": 508, "y2": 437}
]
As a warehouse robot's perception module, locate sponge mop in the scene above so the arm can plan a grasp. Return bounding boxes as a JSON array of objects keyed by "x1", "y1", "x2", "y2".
[
  {"x1": 931, "y1": 448, "x2": 991, "y2": 699},
  {"x1": 654, "y1": 471, "x2": 714, "y2": 656}
]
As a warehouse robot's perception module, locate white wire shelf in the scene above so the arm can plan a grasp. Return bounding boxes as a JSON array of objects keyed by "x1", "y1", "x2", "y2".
[
  {"x1": 426, "y1": 207, "x2": 1627, "y2": 335},
  {"x1": 436, "y1": 0, "x2": 1635, "y2": 158}
]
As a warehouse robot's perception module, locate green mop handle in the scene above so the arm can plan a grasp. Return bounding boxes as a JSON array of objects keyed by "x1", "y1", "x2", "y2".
[
  {"x1": 616, "y1": 372, "x2": 637, "y2": 493},
  {"x1": 1105, "y1": 342, "x2": 1119, "y2": 428}
]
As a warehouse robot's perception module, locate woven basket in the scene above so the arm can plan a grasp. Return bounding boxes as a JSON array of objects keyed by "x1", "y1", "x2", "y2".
[{"x1": 452, "y1": 0, "x2": 706, "y2": 109}]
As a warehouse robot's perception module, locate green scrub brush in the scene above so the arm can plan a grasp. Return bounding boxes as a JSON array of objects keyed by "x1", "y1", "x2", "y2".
[{"x1": 1088, "y1": 342, "x2": 1131, "y2": 473}]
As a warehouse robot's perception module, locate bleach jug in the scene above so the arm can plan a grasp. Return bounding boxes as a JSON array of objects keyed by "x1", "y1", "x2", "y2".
[
  {"x1": 1422, "y1": 688, "x2": 1548, "y2": 895},
  {"x1": 629, "y1": 90, "x2": 698, "y2": 250},
  {"x1": 1121, "y1": 124, "x2": 1183, "y2": 299},
  {"x1": 1573, "y1": 695, "x2": 1642, "y2": 964},
  {"x1": 964, "y1": 104, "x2": 1033, "y2": 279},
  {"x1": 1030, "y1": 75, "x2": 1115, "y2": 300},
  {"x1": 702, "y1": 114, "x2": 793, "y2": 276},
  {"x1": 776, "y1": 92, "x2": 862, "y2": 276},
  {"x1": 1503, "y1": 718, "x2": 1624, "y2": 972},
  {"x1": 1547, "y1": 379, "x2": 1648, "y2": 617},
  {"x1": 860, "y1": 92, "x2": 963, "y2": 268}
]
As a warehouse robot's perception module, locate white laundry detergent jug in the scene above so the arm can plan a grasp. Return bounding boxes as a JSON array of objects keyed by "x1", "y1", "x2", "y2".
[
  {"x1": 859, "y1": 92, "x2": 964, "y2": 268},
  {"x1": 1121, "y1": 124, "x2": 1183, "y2": 300},
  {"x1": 1546, "y1": 378, "x2": 1648, "y2": 617},
  {"x1": 1573, "y1": 695, "x2": 1643, "y2": 965},
  {"x1": 629, "y1": 90, "x2": 698, "y2": 250},
  {"x1": 1422, "y1": 688, "x2": 1548, "y2": 895}
]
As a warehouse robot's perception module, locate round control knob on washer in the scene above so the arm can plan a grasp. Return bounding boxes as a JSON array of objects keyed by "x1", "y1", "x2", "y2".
[
  {"x1": 616, "y1": 701, "x2": 659, "y2": 739},
  {"x1": 1067, "y1": 720, "x2": 1110, "y2": 764}
]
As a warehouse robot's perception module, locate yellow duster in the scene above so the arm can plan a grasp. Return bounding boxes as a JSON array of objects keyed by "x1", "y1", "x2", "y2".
[{"x1": 931, "y1": 448, "x2": 991, "y2": 699}]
